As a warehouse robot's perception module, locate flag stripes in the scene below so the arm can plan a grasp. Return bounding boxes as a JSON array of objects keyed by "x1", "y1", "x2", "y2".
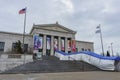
[
  {"x1": 19, "y1": 8, "x2": 26, "y2": 14},
  {"x1": 95, "y1": 25, "x2": 101, "y2": 33}
]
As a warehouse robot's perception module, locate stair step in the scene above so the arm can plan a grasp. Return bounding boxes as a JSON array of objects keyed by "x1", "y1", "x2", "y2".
[{"x1": 2, "y1": 56, "x2": 101, "y2": 74}]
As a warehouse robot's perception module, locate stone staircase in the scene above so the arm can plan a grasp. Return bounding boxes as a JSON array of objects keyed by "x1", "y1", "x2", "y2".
[{"x1": 2, "y1": 56, "x2": 101, "y2": 74}]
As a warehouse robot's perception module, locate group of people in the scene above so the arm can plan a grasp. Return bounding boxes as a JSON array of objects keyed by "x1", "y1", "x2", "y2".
[{"x1": 106, "y1": 51, "x2": 120, "y2": 71}]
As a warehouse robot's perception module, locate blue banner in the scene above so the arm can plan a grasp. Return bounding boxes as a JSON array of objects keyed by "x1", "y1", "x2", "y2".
[
  {"x1": 55, "y1": 50, "x2": 120, "y2": 60},
  {"x1": 34, "y1": 35, "x2": 42, "y2": 50}
]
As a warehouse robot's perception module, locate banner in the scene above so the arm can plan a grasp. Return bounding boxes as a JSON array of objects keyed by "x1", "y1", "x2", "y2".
[
  {"x1": 68, "y1": 40, "x2": 71, "y2": 51},
  {"x1": 39, "y1": 36, "x2": 43, "y2": 49},
  {"x1": 34, "y1": 35, "x2": 42, "y2": 50},
  {"x1": 47, "y1": 37, "x2": 51, "y2": 50},
  {"x1": 54, "y1": 38, "x2": 58, "y2": 50},
  {"x1": 71, "y1": 40, "x2": 76, "y2": 52},
  {"x1": 61, "y1": 39, "x2": 65, "y2": 51}
]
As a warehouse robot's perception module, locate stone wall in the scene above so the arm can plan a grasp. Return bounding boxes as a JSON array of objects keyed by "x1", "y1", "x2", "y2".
[
  {"x1": 0, "y1": 54, "x2": 33, "y2": 73},
  {"x1": 0, "y1": 31, "x2": 33, "y2": 53},
  {"x1": 76, "y1": 40, "x2": 94, "y2": 52}
]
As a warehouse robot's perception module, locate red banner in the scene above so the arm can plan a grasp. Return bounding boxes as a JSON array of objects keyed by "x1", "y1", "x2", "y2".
[
  {"x1": 54, "y1": 38, "x2": 58, "y2": 50},
  {"x1": 71, "y1": 40, "x2": 76, "y2": 52},
  {"x1": 68, "y1": 40, "x2": 71, "y2": 51},
  {"x1": 61, "y1": 39, "x2": 65, "y2": 51}
]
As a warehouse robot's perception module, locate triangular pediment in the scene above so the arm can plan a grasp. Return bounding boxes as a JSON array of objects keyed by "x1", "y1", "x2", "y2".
[
  {"x1": 39, "y1": 26, "x2": 70, "y2": 32},
  {"x1": 32, "y1": 23, "x2": 76, "y2": 33},
  {"x1": 30, "y1": 23, "x2": 77, "y2": 34}
]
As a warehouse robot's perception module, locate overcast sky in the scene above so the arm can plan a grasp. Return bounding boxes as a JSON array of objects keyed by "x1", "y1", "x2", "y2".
[{"x1": 0, "y1": 0, "x2": 120, "y2": 55}]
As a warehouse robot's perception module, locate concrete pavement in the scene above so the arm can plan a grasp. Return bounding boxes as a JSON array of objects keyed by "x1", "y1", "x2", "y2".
[{"x1": 0, "y1": 71, "x2": 120, "y2": 80}]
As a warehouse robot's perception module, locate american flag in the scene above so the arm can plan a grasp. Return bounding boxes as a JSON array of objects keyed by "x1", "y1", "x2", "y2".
[{"x1": 19, "y1": 8, "x2": 26, "y2": 14}]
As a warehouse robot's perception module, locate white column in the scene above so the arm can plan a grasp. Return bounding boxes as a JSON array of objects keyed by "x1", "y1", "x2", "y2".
[
  {"x1": 51, "y1": 36, "x2": 54, "y2": 55},
  {"x1": 58, "y1": 37, "x2": 61, "y2": 51},
  {"x1": 43, "y1": 34, "x2": 46, "y2": 55},
  {"x1": 65, "y1": 37, "x2": 68, "y2": 53}
]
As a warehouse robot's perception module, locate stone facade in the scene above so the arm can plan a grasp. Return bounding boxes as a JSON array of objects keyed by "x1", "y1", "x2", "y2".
[
  {"x1": 0, "y1": 22, "x2": 94, "y2": 55},
  {"x1": 76, "y1": 41, "x2": 94, "y2": 52},
  {"x1": 30, "y1": 23, "x2": 76, "y2": 55},
  {"x1": 0, "y1": 31, "x2": 33, "y2": 53}
]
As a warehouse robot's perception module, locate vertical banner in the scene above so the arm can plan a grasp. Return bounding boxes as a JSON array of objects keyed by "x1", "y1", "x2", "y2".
[
  {"x1": 68, "y1": 40, "x2": 71, "y2": 52},
  {"x1": 33, "y1": 35, "x2": 43, "y2": 59},
  {"x1": 47, "y1": 37, "x2": 51, "y2": 50},
  {"x1": 34, "y1": 35, "x2": 42, "y2": 50},
  {"x1": 61, "y1": 39, "x2": 65, "y2": 51},
  {"x1": 71, "y1": 40, "x2": 76, "y2": 52},
  {"x1": 54, "y1": 38, "x2": 58, "y2": 50}
]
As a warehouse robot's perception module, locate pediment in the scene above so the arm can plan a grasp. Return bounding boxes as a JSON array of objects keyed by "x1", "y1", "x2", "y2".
[
  {"x1": 40, "y1": 26, "x2": 70, "y2": 32},
  {"x1": 38, "y1": 24, "x2": 76, "y2": 33},
  {"x1": 30, "y1": 23, "x2": 76, "y2": 34}
]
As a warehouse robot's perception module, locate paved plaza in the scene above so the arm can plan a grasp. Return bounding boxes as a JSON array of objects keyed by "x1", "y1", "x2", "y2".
[{"x1": 0, "y1": 71, "x2": 120, "y2": 80}]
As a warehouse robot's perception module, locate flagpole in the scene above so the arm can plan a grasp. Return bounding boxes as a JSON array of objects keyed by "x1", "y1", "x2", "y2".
[
  {"x1": 99, "y1": 24, "x2": 104, "y2": 55},
  {"x1": 23, "y1": 7, "x2": 27, "y2": 64}
]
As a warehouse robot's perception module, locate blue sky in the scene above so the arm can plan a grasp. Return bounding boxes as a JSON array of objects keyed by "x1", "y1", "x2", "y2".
[{"x1": 0, "y1": 0, "x2": 120, "y2": 55}]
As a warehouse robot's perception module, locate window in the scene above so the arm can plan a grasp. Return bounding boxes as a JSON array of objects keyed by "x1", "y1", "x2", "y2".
[
  {"x1": 24, "y1": 44, "x2": 28, "y2": 52},
  {"x1": 12, "y1": 43, "x2": 17, "y2": 51},
  {"x1": 88, "y1": 49, "x2": 91, "y2": 51},
  {"x1": 85, "y1": 49, "x2": 87, "y2": 51},
  {"x1": 81, "y1": 48, "x2": 84, "y2": 51},
  {"x1": 12, "y1": 43, "x2": 28, "y2": 52},
  {"x1": 0, "y1": 42, "x2": 5, "y2": 52}
]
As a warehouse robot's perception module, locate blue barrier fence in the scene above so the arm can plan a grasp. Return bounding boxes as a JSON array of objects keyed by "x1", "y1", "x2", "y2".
[{"x1": 55, "y1": 50, "x2": 120, "y2": 60}]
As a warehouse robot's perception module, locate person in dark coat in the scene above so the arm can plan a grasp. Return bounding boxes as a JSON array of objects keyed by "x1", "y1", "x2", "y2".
[{"x1": 107, "y1": 50, "x2": 110, "y2": 57}]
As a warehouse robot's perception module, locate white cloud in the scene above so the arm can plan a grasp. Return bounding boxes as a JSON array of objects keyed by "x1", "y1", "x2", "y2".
[
  {"x1": 60, "y1": 0, "x2": 74, "y2": 13},
  {"x1": 0, "y1": 0, "x2": 120, "y2": 54},
  {"x1": 55, "y1": 0, "x2": 74, "y2": 14},
  {"x1": 101, "y1": 0, "x2": 117, "y2": 14}
]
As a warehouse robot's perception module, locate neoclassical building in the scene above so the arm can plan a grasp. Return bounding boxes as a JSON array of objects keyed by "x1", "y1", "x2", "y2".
[{"x1": 0, "y1": 22, "x2": 94, "y2": 55}]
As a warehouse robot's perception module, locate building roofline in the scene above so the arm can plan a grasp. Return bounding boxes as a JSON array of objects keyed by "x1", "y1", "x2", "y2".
[
  {"x1": 0, "y1": 31, "x2": 32, "y2": 36},
  {"x1": 76, "y1": 40, "x2": 94, "y2": 44}
]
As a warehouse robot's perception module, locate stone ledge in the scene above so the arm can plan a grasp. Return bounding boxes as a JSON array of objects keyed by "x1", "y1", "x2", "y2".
[{"x1": 8, "y1": 54, "x2": 21, "y2": 58}]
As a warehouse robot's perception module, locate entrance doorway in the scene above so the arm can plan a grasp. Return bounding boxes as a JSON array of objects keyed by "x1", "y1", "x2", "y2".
[
  {"x1": 54, "y1": 36, "x2": 58, "y2": 54},
  {"x1": 46, "y1": 36, "x2": 51, "y2": 56}
]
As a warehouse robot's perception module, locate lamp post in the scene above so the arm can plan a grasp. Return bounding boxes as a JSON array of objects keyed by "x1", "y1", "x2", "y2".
[
  {"x1": 108, "y1": 46, "x2": 111, "y2": 51},
  {"x1": 111, "y1": 42, "x2": 113, "y2": 56},
  {"x1": 108, "y1": 46, "x2": 111, "y2": 56}
]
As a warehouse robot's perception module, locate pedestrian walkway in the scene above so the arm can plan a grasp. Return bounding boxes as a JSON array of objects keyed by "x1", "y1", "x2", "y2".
[{"x1": 0, "y1": 71, "x2": 120, "y2": 80}]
